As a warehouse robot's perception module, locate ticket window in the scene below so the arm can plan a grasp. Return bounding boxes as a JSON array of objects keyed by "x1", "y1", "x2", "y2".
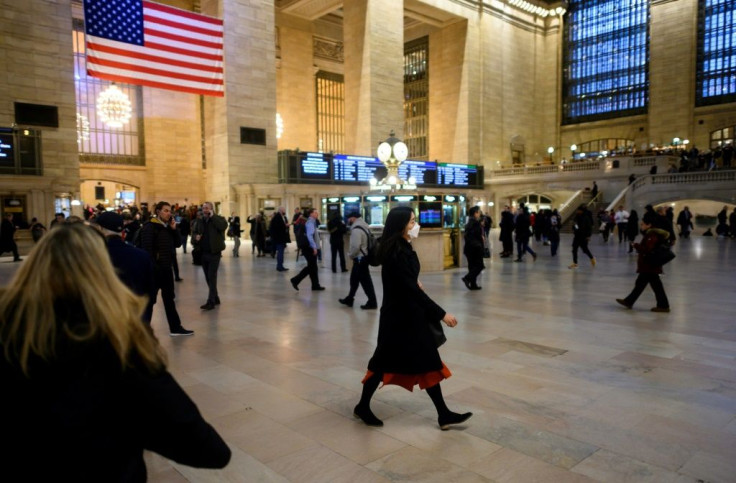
[{"x1": 363, "y1": 195, "x2": 389, "y2": 226}]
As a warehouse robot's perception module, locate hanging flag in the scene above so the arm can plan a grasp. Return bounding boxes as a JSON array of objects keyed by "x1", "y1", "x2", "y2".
[{"x1": 84, "y1": 0, "x2": 224, "y2": 97}]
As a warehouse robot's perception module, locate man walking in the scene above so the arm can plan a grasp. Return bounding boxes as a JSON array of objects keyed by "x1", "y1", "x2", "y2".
[
  {"x1": 569, "y1": 205, "x2": 596, "y2": 269},
  {"x1": 614, "y1": 205, "x2": 630, "y2": 243},
  {"x1": 339, "y1": 212, "x2": 378, "y2": 308},
  {"x1": 194, "y1": 201, "x2": 227, "y2": 310},
  {"x1": 269, "y1": 206, "x2": 290, "y2": 271},
  {"x1": 0, "y1": 213, "x2": 22, "y2": 262},
  {"x1": 140, "y1": 201, "x2": 193, "y2": 336},
  {"x1": 290, "y1": 208, "x2": 325, "y2": 291}
]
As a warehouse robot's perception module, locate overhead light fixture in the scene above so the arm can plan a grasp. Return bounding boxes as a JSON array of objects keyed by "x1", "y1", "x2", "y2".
[{"x1": 97, "y1": 84, "x2": 132, "y2": 128}]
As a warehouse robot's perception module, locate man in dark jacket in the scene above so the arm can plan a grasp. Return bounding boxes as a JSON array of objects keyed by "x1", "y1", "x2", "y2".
[
  {"x1": 269, "y1": 206, "x2": 290, "y2": 271},
  {"x1": 462, "y1": 206, "x2": 484, "y2": 290},
  {"x1": 513, "y1": 205, "x2": 536, "y2": 262},
  {"x1": 499, "y1": 206, "x2": 514, "y2": 257},
  {"x1": 95, "y1": 212, "x2": 155, "y2": 324},
  {"x1": 569, "y1": 205, "x2": 596, "y2": 269},
  {"x1": 140, "y1": 201, "x2": 193, "y2": 336},
  {"x1": 194, "y1": 201, "x2": 227, "y2": 310},
  {"x1": 0, "y1": 213, "x2": 22, "y2": 262}
]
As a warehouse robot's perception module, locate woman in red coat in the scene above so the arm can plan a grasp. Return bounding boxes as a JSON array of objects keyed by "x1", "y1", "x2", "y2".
[
  {"x1": 616, "y1": 219, "x2": 671, "y2": 312},
  {"x1": 354, "y1": 206, "x2": 472, "y2": 430}
]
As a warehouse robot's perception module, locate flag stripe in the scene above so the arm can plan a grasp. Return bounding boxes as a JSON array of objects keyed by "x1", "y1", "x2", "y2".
[
  {"x1": 144, "y1": 0, "x2": 223, "y2": 28},
  {"x1": 85, "y1": 0, "x2": 224, "y2": 97},
  {"x1": 88, "y1": 55, "x2": 224, "y2": 85},
  {"x1": 144, "y1": 27, "x2": 223, "y2": 50},
  {"x1": 89, "y1": 70, "x2": 224, "y2": 97},
  {"x1": 88, "y1": 41, "x2": 223, "y2": 73},
  {"x1": 144, "y1": 14, "x2": 222, "y2": 38}
]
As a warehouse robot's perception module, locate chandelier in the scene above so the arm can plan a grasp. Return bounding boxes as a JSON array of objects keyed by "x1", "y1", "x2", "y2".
[{"x1": 97, "y1": 84, "x2": 132, "y2": 128}]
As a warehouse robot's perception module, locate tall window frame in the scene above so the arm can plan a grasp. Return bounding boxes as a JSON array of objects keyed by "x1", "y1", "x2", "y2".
[
  {"x1": 697, "y1": 0, "x2": 736, "y2": 106},
  {"x1": 73, "y1": 18, "x2": 145, "y2": 166},
  {"x1": 562, "y1": 0, "x2": 650, "y2": 125},
  {"x1": 404, "y1": 37, "x2": 429, "y2": 160},
  {"x1": 315, "y1": 71, "x2": 345, "y2": 154}
]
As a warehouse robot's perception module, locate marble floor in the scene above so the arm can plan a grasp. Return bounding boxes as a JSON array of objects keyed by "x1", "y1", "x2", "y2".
[{"x1": 2, "y1": 232, "x2": 735, "y2": 482}]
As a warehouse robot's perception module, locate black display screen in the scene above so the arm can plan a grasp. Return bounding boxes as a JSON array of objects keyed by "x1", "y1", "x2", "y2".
[
  {"x1": 299, "y1": 152, "x2": 332, "y2": 180},
  {"x1": 419, "y1": 201, "x2": 443, "y2": 228},
  {"x1": 399, "y1": 160, "x2": 437, "y2": 185},
  {"x1": 437, "y1": 163, "x2": 478, "y2": 187},
  {"x1": 0, "y1": 131, "x2": 14, "y2": 168},
  {"x1": 333, "y1": 154, "x2": 386, "y2": 183}
]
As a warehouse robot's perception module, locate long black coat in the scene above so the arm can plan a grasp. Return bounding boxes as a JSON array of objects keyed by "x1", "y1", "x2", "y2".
[
  {"x1": 368, "y1": 239, "x2": 446, "y2": 375},
  {"x1": 463, "y1": 217, "x2": 484, "y2": 257}
]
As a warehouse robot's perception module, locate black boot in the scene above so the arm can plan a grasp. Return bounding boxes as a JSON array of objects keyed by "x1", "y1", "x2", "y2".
[
  {"x1": 426, "y1": 383, "x2": 472, "y2": 430},
  {"x1": 354, "y1": 372, "x2": 383, "y2": 427}
]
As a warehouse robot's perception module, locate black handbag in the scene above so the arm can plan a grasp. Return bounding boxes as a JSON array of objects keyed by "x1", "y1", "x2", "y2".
[
  {"x1": 429, "y1": 319, "x2": 447, "y2": 347},
  {"x1": 645, "y1": 244, "x2": 676, "y2": 267}
]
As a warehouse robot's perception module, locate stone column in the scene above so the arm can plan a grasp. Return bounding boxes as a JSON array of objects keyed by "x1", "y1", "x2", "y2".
[
  {"x1": 201, "y1": 0, "x2": 278, "y2": 212},
  {"x1": 344, "y1": 0, "x2": 405, "y2": 156}
]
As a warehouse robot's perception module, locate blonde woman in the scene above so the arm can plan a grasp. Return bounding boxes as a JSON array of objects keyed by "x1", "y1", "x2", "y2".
[{"x1": 0, "y1": 223, "x2": 230, "y2": 481}]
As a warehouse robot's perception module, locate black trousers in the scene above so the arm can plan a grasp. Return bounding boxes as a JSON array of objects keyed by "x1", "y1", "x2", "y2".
[
  {"x1": 144, "y1": 268, "x2": 183, "y2": 331},
  {"x1": 346, "y1": 257, "x2": 377, "y2": 303},
  {"x1": 0, "y1": 241, "x2": 20, "y2": 260},
  {"x1": 465, "y1": 252, "x2": 484, "y2": 286},
  {"x1": 331, "y1": 239, "x2": 346, "y2": 272},
  {"x1": 623, "y1": 272, "x2": 669, "y2": 309},
  {"x1": 617, "y1": 223, "x2": 628, "y2": 242},
  {"x1": 572, "y1": 237, "x2": 593, "y2": 263},
  {"x1": 201, "y1": 252, "x2": 221, "y2": 304},
  {"x1": 293, "y1": 247, "x2": 320, "y2": 288}
]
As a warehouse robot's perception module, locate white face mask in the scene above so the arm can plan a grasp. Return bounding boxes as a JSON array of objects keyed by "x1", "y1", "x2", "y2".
[{"x1": 408, "y1": 222, "x2": 421, "y2": 239}]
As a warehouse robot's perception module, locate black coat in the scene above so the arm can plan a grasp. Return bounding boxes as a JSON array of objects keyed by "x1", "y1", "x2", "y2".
[
  {"x1": 368, "y1": 239, "x2": 446, "y2": 375},
  {"x1": 106, "y1": 236, "x2": 154, "y2": 298},
  {"x1": 269, "y1": 212, "x2": 290, "y2": 244},
  {"x1": 0, "y1": 218, "x2": 16, "y2": 251},
  {"x1": 515, "y1": 212, "x2": 531, "y2": 242},
  {"x1": 463, "y1": 217, "x2": 484, "y2": 257},
  {"x1": 140, "y1": 219, "x2": 181, "y2": 270},
  {"x1": 499, "y1": 211, "x2": 514, "y2": 243},
  {"x1": 1, "y1": 336, "x2": 231, "y2": 482}
]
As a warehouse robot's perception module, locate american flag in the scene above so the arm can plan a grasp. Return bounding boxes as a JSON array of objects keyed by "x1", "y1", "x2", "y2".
[{"x1": 84, "y1": 0, "x2": 224, "y2": 97}]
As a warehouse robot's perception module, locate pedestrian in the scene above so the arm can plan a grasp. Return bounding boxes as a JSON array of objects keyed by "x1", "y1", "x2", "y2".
[
  {"x1": 327, "y1": 211, "x2": 348, "y2": 273},
  {"x1": 569, "y1": 205, "x2": 596, "y2": 269},
  {"x1": 513, "y1": 205, "x2": 537, "y2": 262},
  {"x1": 290, "y1": 208, "x2": 325, "y2": 291},
  {"x1": 140, "y1": 201, "x2": 193, "y2": 336},
  {"x1": 499, "y1": 205, "x2": 514, "y2": 257},
  {"x1": 194, "y1": 201, "x2": 227, "y2": 310},
  {"x1": 339, "y1": 211, "x2": 378, "y2": 308},
  {"x1": 461, "y1": 206, "x2": 484, "y2": 290},
  {"x1": 548, "y1": 209, "x2": 561, "y2": 256},
  {"x1": 29, "y1": 217, "x2": 47, "y2": 243},
  {"x1": 0, "y1": 222, "x2": 231, "y2": 480},
  {"x1": 614, "y1": 205, "x2": 629, "y2": 243},
  {"x1": 0, "y1": 213, "x2": 22, "y2": 262},
  {"x1": 616, "y1": 218, "x2": 671, "y2": 312},
  {"x1": 269, "y1": 206, "x2": 291, "y2": 271},
  {"x1": 353, "y1": 206, "x2": 472, "y2": 430},
  {"x1": 676, "y1": 206, "x2": 694, "y2": 239},
  {"x1": 228, "y1": 214, "x2": 242, "y2": 257},
  {"x1": 626, "y1": 210, "x2": 639, "y2": 253}
]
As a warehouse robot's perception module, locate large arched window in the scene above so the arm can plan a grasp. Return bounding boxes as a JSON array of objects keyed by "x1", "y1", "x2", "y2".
[
  {"x1": 697, "y1": 0, "x2": 736, "y2": 106},
  {"x1": 562, "y1": 0, "x2": 649, "y2": 124}
]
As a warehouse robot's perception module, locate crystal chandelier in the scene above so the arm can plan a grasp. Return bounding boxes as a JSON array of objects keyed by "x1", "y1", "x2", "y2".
[{"x1": 97, "y1": 84, "x2": 132, "y2": 128}]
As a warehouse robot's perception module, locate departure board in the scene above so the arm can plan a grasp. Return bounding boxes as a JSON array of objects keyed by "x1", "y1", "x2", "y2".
[
  {"x1": 437, "y1": 163, "x2": 478, "y2": 187},
  {"x1": 0, "y1": 131, "x2": 14, "y2": 167},
  {"x1": 398, "y1": 160, "x2": 437, "y2": 185},
  {"x1": 299, "y1": 152, "x2": 331, "y2": 180},
  {"x1": 333, "y1": 154, "x2": 385, "y2": 183}
]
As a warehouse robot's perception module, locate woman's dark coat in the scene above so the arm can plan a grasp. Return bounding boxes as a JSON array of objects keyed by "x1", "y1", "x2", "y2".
[
  {"x1": 463, "y1": 217, "x2": 484, "y2": 257},
  {"x1": 634, "y1": 228, "x2": 670, "y2": 274},
  {"x1": 368, "y1": 239, "x2": 446, "y2": 375}
]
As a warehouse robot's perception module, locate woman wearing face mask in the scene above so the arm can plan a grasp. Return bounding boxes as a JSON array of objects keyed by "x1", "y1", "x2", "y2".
[{"x1": 354, "y1": 206, "x2": 472, "y2": 430}]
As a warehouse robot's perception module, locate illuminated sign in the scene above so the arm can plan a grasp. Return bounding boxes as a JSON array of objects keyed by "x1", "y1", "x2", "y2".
[
  {"x1": 0, "y1": 131, "x2": 14, "y2": 167},
  {"x1": 398, "y1": 159, "x2": 437, "y2": 185},
  {"x1": 333, "y1": 154, "x2": 386, "y2": 183},
  {"x1": 342, "y1": 196, "x2": 361, "y2": 203},
  {"x1": 391, "y1": 195, "x2": 417, "y2": 202},
  {"x1": 437, "y1": 163, "x2": 478, "y2": 187},
  {"x1": 299, "y1": 152, "x2": 331, "y2": 180}
]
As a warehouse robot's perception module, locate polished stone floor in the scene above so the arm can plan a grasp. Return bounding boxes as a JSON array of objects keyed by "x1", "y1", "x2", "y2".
[{"x1": 2, "y1": 232, "x2": 735, "y2": 482}]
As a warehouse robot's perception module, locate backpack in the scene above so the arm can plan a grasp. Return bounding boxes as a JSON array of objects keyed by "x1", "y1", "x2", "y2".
[{"x1": 353, "y1": 225, "x2": 379, "y2": 266}]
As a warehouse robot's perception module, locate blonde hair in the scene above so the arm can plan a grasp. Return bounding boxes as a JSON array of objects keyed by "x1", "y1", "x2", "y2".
[{"x1": 0, "y1": 223, "x2": 166, "y2": 376}]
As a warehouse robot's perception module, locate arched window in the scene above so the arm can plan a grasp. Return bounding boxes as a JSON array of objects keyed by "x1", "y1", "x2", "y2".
[{"x1": 516, "y1": 194, "x2": 553, "y2": 214}]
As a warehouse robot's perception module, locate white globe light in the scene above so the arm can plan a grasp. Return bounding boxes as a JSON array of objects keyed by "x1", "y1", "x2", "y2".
[
  {"x1": 377, "y1": 142, "x2": 392, "y2": 163},
  {"x1": 393, "y1": 141, "x2": 408, "y2": 162},
  {"x1": 97, "y1": 85, "x2": 132, "y2": 128},
  {"x1": 408, "y1": 176, "x2": 416, "y2": 185}
]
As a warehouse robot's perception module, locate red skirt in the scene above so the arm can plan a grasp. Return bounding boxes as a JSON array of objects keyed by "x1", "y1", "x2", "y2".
[{"x1": 362, "y1": 362, "x2": 452, "y2": 392}]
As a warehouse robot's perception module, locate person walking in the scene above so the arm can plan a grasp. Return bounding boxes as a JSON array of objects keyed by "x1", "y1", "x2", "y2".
[
  {"x1": 676, "y1": 206, "x2": 694, "y2": 239},
  {"x1": 0, "y1": 213, "x2": 22, "y2": 262},
  {"x1": 461, "y1": 206, "x2": 484, "y2": 290},
  {"x1": 499, "y1": 205, "x2": 514, "y2": 257},
  {"x1": 548, "y1": 209, "x2": 562, "y2": 256},
  {"x1": 179, "y1": 212, "x2": 191, "y2": 253},
  {"x1": 140, "y1": 201, "x2": 193, "y2": 335},
  {"x1": 327, "y1": 211, "x2": 348, "y2": 273},
  {"x1": 0, "y1": 222, "x2": 231, "y2": 481},
  {"x1": 228, "y1": 214, "x2": 242, "y2": 257},
  {"x1": 626, "y1": 209, "x2": 640, "y2": 253},
  {"x1": 194, "y1": 201, "x2": 227, "y2": 310},
  {"x1": 29, "y1": 217, "x2": 47, "y2": 243},
  {"x1": 569, "y1": 205, "x2": 596, "y2": 269},
  {"x1": 290, "y1": 208, "x2": 324, "y2": 291},
  {"x1": 353, "y1": 206, "x2": 472, "y2": 430},
  {"x1": 339, "y1": 211, "x2": 378, "y2": 309},
  {"x1": 269, "y1": 206, "x2": 291, "y2": 271},
  {"x1": 513, "y1": 205, "x2": 537, "y2": 262},
  {"x1": 616, "y1": 218, "x2": 671, "y2": 312},
  {"x1": 614, "y1": 205, "x2": 630, "y2": 243}
]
